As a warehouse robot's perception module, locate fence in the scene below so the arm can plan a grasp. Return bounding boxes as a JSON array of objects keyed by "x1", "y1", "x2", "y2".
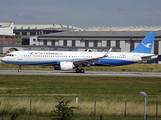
[
  {"x1": 0, "y1": 99, "x2": 160, "y2": 119},
  {"x1": 0, "y1": 116, "x2": 148, "y2": 120},
  {"x1": 1, "y1": 116, "x2": 161, "y2": 120}
]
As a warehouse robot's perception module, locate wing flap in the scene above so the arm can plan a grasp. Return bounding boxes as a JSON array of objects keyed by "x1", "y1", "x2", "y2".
[{"x1": 73, "y1": 57, "x2": 99, "y2": 66}]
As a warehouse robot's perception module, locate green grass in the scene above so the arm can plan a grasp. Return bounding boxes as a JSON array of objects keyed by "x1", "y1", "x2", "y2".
[
  {"x1": 0, "y1": 75, "x2": 161, "y2": 102},
  {"x1": 1, "y1": 62, "x2": 161, "y2": 119},
  {"x1": 0, "y1": 75, "x2": 160, "y2": 118}
]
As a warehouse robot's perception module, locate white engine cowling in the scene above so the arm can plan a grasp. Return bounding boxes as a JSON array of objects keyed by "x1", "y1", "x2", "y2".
[{"x1": 60, "y1": 61, "x2": 74, "y2": 70}]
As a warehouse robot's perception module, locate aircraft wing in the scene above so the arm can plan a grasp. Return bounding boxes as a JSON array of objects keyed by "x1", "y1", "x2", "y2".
[
  {"x1": 73, "y1": 48, "x2": 112, "y2": 66},
  {"x1": 141, "y1": 55, "x2": 158, "y2": 61}
]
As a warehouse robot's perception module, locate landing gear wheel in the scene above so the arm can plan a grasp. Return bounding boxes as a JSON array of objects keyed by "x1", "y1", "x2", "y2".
[
  {"x1": 75, "y1": 68, "x2": 85, "y2": 73},
  {"x1": 80, "y1": 69, "x2": 85, "y2": 73},
  {"x1": 75, "y1": 69, "x2": 80, "y2": 73}
]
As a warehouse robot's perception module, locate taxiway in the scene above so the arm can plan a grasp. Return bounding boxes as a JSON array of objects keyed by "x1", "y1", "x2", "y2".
[{"x1": 0, "y1": 70, "x2": 161, "y2": 77}]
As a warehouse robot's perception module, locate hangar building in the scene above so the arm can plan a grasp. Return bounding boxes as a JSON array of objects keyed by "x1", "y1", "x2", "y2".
[{"x1": 0, "y1": 22, "x2": 22, "y2": 53}]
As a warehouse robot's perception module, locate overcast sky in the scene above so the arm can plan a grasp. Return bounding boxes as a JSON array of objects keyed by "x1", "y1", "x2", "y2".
[{"x1": 0, "y1": 0, "x2": 161, "y2": 28}]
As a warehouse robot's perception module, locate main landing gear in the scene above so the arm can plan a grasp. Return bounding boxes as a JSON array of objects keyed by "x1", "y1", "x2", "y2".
[
  {"x1": 75, "y1": 68, "x2": 85, "y2": 73},
  {"x1": 18, "y1": 65, "x2": 21, "y2": 72}
]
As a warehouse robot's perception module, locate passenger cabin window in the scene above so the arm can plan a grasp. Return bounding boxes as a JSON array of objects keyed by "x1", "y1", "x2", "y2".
[{"x1": 7, "y1": 54, "x2": 14, "y2": 57}]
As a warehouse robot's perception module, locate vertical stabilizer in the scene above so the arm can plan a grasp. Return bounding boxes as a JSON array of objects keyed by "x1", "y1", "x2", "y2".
[{"x1": 131, "y1": 32, "x2": 156, "y2": 54}]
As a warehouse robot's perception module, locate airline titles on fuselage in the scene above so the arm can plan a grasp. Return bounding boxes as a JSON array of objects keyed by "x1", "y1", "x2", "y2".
[{"x1": 7, "y1": 52, "x2": 127, "y2": 59}]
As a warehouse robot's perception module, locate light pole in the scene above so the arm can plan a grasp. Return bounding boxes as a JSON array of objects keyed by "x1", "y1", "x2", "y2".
[{"x1": 139, "y1": 92, "x2": 147, "y2": 120}]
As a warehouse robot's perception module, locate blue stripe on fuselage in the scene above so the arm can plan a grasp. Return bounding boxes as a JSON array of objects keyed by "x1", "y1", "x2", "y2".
[
  {"x1": 98, "y1": 58, "x2": 136, "y2": 66},
  {"x1": 2, "y1": 58, "x2": 136, "y2": 66},
  {"x1": 1, "y1": 60, "x2": 59, "y2": 65}
]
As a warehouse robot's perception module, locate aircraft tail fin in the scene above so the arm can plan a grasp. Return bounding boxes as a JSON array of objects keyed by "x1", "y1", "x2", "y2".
[{"x1": 130, "y1": 32, "x2": 156, "y2": 54}]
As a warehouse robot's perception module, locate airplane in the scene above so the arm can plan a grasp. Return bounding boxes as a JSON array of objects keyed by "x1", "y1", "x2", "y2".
[{"x1": 1, "y1": 32, "x2": 158, "y2": 73}]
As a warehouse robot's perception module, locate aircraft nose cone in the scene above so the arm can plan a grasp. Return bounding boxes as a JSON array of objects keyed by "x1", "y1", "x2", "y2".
[
  {"x1": 1, "y1": 57, "x2": 7, "y2": 63},
  {"x1": 1, "y1": 58, "x2": 4, "y2": 62}
]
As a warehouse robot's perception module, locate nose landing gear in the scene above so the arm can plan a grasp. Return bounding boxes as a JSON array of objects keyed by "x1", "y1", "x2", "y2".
[{"x1": 18, "y1": 65, "x2": 21, "y2": 72}]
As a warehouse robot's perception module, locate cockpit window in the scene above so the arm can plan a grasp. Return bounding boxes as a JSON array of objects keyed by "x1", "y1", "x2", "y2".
[{"x1": 7, "y1": 54, "x2": 14, "y2": 57}]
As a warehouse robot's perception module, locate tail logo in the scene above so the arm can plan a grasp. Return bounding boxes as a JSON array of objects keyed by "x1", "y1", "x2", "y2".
[{"x1": 142, "y1": 43, "x2": 151, "y2": 48}]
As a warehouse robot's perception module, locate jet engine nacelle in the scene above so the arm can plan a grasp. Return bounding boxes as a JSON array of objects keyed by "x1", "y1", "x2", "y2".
[
  {"x1": 54, "y1": 61, "x2": 74, "y2": 70},
  {"x1": 60, "y1": 61, "x2": 74, "y2": 70}
]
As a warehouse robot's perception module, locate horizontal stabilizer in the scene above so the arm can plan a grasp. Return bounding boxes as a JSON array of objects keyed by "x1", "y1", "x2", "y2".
[{"x1": 141, "y1": 55, "x2": 158, "y2": 61}]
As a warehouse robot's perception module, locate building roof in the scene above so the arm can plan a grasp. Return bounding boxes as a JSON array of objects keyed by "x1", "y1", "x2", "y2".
[
  {"x1": 39, "y1": 30, "x2": 161, "y2": 38},
  {"x1": 85, "y1": 26, "x2": 161, "y2": 31},
  {"x1": 13, "y1": 23, "x2": 161, "y2": 32},
  {"x1": 0, "y1": 22, "x2": 12, "y2": 28},
  {"x1": 14, "y1": 24, "x2": 83, "y2": 31}
]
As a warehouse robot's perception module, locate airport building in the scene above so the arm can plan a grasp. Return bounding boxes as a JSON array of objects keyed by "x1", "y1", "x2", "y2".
[
  {"x1": 0, "y1": 22, "x2": 14, "y2": 35},
  {"x1": 0, "y1": 22, "x2": 22, "y2": 50},
  {"x1": 0, "y1": 22, "x2": 161, "y2": 63}
]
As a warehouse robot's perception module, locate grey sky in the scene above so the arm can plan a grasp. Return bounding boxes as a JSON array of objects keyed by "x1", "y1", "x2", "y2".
[{"x1": 0, "y1": 0, "x2": 161, "y2": 28}]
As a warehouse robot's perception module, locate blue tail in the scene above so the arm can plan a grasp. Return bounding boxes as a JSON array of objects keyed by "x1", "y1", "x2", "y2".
[{"x1": 130, "y1": 32, "x2": 156, "y2": 54}]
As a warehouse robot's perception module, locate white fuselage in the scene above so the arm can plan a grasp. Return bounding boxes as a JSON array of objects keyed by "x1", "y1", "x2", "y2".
[{"x1": 1, "y1": 51, "x2": 154, "y2": 66}]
